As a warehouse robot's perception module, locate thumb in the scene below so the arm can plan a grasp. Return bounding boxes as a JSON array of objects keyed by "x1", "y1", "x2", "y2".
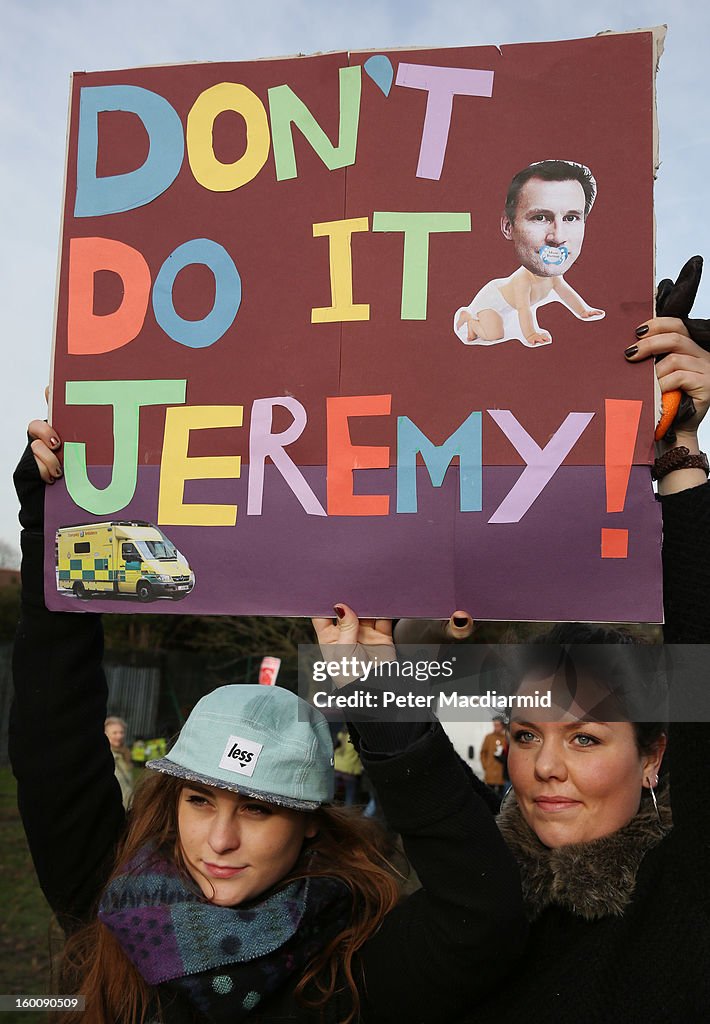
[
  {"x1": 333, "y1": 603, "x2": 360, "y2": 644},
  {"x1": 446, "y1": 611, "x2": 475, "y2": 641},
  {"x1": 656, "y1": 256, "x2": 702, "y2": 318}
]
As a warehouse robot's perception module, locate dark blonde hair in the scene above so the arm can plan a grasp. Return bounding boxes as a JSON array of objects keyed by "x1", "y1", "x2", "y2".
[
  {"x1": 104, "y1": 717, "x2": 132, "y2": 766},
  {"x1": 54, "y1": 770, "x2": 400, "y2": 1024}
]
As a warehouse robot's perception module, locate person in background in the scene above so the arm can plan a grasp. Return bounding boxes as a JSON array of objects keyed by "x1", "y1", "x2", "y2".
[
  {"x1": 130, "y1": 736, "x2": 147, "y2": 769},
  {"x1": 144, "y1": 735, "x2": 167, "y2": 761},
  {"x1": 104, "y1": 716, "x2": 134, "y2": 810},
  {"x1": 334, "y1": 728, "x2": 364, "y2": 806},
  {"x1": 479, "y1": 717, "x2": 507, "y2": 798}
]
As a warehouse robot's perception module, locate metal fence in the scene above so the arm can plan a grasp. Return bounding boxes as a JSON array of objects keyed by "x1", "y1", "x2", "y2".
[
  {"x1": 0, "y1": 647, "x2": 162, "y2": 764},
  {"x1": 104, "y1": 663, "x2": 161, "y2": 741}
]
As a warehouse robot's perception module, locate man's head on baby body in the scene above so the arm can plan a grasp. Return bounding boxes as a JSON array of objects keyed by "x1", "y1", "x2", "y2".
[{"x1": 501, "y1": 159, "x2": 597, "y2": 278}]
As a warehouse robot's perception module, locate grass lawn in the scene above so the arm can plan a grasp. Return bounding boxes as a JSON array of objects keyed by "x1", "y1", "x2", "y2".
[{"x1": 0, "y1": 765, "x2": 63, "y2": 1023}]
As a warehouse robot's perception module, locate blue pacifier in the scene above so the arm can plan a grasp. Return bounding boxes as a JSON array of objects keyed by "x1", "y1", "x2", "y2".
[{"x1": 539, "y1": 245, "x2": 569, "y2": 266}]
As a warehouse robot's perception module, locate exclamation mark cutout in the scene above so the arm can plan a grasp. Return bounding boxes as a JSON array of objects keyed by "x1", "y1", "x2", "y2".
[{"x1": 602, "y1": 399, "x2": 642, "y2": 558}]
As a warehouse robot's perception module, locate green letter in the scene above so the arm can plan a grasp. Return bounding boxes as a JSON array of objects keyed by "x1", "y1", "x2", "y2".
[
  {"x1": 373, "y1": 212, "x2": 471, "y2": 319},
  {"x1": 64, "y1": 379, "x2": 187, "y2": 515},
  {"x1": 269, "y1": 65, "x2": 361, "y2": 180}
]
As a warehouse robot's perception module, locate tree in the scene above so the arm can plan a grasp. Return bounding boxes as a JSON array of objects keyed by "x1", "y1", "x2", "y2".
[
  {"x1": 185, "y1": 615, "x2": 313, "y2": 670},
  {"x1": 0, "y1": 586, "x2": 20, "y2": 640},
  {"x1": 0, "y1": 539, "x2": 20, "y2": 570},
  {"x1": 101, "y1": 610, "x2": 313, "y2": 667}
]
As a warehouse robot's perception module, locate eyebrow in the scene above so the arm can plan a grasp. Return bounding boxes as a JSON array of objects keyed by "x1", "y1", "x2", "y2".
[
  {"x1": 182, "y1": 783, "x2": 265, "y2": 806},
  {"x1": 182, "y1": 782, "x2": 215, "y2": 796},
  {"x1": 524, "y1": 207, "x2": 585, "y2": 218},
  {"x1": 511, "y1": 720, "x2": 611, "y2": 730}
]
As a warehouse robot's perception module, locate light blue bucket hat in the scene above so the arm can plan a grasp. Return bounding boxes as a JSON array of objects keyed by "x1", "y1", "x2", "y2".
[{"x1": 146, "y1": 684, "x2": 334, "y2": 810}]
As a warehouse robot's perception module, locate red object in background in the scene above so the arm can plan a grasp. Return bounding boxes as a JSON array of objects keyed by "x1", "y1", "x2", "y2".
[{"x1": 258, "y1": 657, "x2": 281, "y2": 686}]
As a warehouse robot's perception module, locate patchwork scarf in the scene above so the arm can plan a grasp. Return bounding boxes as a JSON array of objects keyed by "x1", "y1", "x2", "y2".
[
  {"x1": 497, "y1": 785, "x2": 672, "y2": 922},
  {"x1": 99, "y1": 847, "x2": 352, "y2": 1023}
]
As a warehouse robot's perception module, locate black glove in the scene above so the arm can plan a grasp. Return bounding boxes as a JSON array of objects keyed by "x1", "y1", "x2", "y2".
[
  {"x1": 656, "y1": 255, "x2": 710, "y2": 350},
  {"x1": 655, "y1": 256, "x2": 710, "y2": 432}
]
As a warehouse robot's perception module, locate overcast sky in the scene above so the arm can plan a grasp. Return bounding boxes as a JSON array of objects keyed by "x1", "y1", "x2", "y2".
[{"x1": 1, "y1": 0, "x2": 709, "y2": 562}]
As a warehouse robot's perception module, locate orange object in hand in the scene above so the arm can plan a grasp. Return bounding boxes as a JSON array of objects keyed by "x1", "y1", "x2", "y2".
[{"x1": 655, "y1": 390, "x2": 682, "y2": 441}]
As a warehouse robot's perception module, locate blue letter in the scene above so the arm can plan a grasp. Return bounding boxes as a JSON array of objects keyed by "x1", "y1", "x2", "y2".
[
  {"x1": 397, "y1": 413, "x2": 482, "y2": 512},
  {"x1": 75, "y1": 85, "x2": 184, "y2": 217},
  {"x1": 152, "y1": 238, "x2": 242, "y2": 349}
]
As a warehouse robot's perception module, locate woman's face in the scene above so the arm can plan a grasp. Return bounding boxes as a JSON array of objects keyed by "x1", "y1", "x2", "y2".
[
  {"x1": 177, "y1": 783, "x2": 317, "y2": 907},
  {"x1": 508, "y1": 719, "x2": 664, "y2": 848}
]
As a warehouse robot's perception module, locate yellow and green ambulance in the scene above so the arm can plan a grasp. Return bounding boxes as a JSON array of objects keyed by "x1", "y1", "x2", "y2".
[{"x1": 56, "y1": 521, "x2": 195, "y2": 602}]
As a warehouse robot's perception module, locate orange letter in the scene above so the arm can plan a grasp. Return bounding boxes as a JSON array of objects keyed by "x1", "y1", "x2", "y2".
[
  {"x1": 67, "y1": 236, "x2": 151, "y2": 355},
  {"x1": 327, "y1": 395, "x2": 391, "y2": 515}
]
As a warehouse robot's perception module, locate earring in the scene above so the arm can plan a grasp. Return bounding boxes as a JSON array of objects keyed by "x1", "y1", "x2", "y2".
[
  {"x1": 647, "y1": 774, "x2": 660, "y2": 824},
  {"x1": 499, "y1": 785, "x2": 515, "y2": 813}
]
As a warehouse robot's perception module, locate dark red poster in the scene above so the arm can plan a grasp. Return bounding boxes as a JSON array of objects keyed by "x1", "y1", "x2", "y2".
[{"x1": 46, "y1": 31, "x2": 663, "y2": 621}]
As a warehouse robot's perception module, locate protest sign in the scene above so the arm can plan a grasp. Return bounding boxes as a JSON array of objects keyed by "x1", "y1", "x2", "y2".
[{"x1": 46, "y1": 29, "x2": 663, "y2": 621}]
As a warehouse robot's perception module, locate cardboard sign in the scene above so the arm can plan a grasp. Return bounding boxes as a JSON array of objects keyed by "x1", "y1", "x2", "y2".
[{"x1": 46, "y1": 31, "x2": 663, "y2": 621}]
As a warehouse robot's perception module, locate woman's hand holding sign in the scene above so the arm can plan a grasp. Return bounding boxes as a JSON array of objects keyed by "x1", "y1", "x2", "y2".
[
  {"x1": 28, "y1": 419, "x2": 63, "y2": 484},
  {"x1": 312, "y1": 605, "x2": 396, "y2": 687},
  {"x1": 625, "y1": 256, "x2": 710, "y2": 495},
  {"x1": 627, "y1": 319, "x2": 710, "y2": 436}
]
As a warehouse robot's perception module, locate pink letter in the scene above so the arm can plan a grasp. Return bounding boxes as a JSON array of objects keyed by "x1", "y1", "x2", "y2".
[
  {"x1": 395, "y1": 64, "x2": 494, "y2": 180},
  {"x1": 487, "y1": 411, "x2": 594, "y2": 523},
  {"x1": 248, "y1": 397, "x2": 326, "y2": 516}
]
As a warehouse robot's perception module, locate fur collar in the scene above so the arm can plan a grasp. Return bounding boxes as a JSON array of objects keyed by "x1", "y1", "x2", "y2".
[{"x1": 498, "y1": 786, "x2": 672, "y2": 922}]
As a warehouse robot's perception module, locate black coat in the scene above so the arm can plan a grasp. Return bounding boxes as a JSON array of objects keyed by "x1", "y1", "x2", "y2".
[
  {"x1": 9, "y1": 443, "x2": 526, "y2": 1024},
  {"x1": 464, "y1": 483, "x2": 710, "y2": 1024}
]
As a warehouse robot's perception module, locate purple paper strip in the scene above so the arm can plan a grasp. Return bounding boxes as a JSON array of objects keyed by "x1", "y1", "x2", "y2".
[{"x1": 45, "y1": 464, "x2": 662, "y2": 622}]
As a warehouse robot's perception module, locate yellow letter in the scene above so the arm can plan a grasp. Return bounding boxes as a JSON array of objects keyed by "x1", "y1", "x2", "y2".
[
  {"x1": 311, "y1": 217, "x2": 370, "y2": 323},
  {"x1": 187, "y1": 83, "x2": 270, "y2": 192},
  {"x1": 158, "y1": 405, "x2": 243, "y2": 526}
]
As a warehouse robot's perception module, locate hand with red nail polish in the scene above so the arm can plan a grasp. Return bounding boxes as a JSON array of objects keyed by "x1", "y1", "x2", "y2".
[
  {"x1": 625, "y1": 318, "x2": 710, "y2": 440},
  {"x1": 312, "y1": 604, "x2": 395, "y2": 687},
  {"x1": 28, "y1": 419, "x2": 63, "y2": 485}
]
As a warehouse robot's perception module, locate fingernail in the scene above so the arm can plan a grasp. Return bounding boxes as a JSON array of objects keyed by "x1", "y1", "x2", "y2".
[
  {"x1": 635, "y1": 325, "x2": 649, "y2": 338},
  {"x1": 49, "y1": 436, "x2": 60, "y2": 449},
  {"x1": 54, "y1": 467, "x2": 63, "y2": 478},
  {"x1": 334, "y1": 604, "x2": 345, "y2": 620},
  {"x1": 453, "y1": 616, "x2": 468, "y2": 626},
  {"x1": 624, "y1": 345, "x2": 638, "y2": 358}
]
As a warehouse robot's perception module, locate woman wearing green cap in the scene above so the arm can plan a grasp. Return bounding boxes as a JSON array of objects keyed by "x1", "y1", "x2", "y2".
[{"x1": 11, "y1": 424, "x2": 526, "y2": 1024}]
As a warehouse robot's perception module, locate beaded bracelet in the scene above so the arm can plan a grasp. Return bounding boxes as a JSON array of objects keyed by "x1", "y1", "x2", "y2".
[{"x1": 651, "y1": 446, "x2": 710, "y2": 481}]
